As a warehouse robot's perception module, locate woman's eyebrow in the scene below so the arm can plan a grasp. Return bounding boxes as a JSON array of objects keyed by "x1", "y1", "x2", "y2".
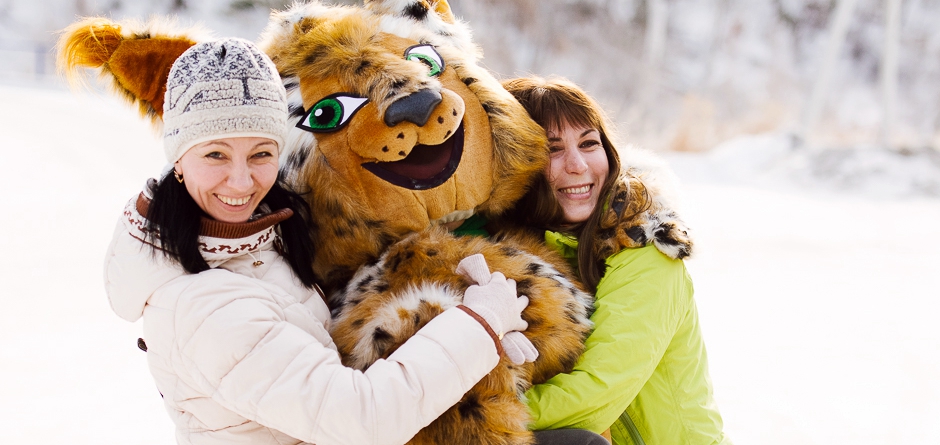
[{"x1": 203, "y1": 141, "x2": 233, "y2": 149}]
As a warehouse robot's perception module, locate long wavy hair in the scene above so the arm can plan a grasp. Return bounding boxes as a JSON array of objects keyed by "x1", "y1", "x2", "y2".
[
  {"x1": 501, "y1": 76, "x2": 624, "y2": 292},
  {"x1": 145, "y1": 169, "x2": 318, "y2": 288}
]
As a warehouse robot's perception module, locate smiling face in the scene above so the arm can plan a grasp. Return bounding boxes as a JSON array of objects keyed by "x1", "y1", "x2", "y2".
[
  {"x1": 287, "y1": 30, "x2": 494, "y2": 229},
  {"x1": 545, "y1": 123, "x2": 610, "y2": 224},
  {"x1": 259, "y1": 2, "x2": 549, "y2": 290},
  {"x1": 175, "y1": 137, "x2": 280, "y2": 223}
]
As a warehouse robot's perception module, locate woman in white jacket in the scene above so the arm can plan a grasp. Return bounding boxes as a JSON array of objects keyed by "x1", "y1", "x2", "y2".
[{"x1": 102, "y1": 37, "x2": 539, "y2": 445}]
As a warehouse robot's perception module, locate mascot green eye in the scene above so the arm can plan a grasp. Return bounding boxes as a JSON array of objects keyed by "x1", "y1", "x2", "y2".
[
  {"x1": 296, "y1": 94, "x2": 369, "y2": 133},
  {"x1": 405, "y1": 44, "x2": 444, "y2": 77}
]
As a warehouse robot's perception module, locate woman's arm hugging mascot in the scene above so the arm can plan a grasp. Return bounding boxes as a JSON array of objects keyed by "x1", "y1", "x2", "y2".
[{"x1": 58, "y1": 1, "x2": 692, "y2": 443}]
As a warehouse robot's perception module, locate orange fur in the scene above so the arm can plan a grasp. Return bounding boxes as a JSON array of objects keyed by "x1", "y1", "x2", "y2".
[
  {"x1": 595, "y1": 171, "x2": 694, "y2": 260},
  {"x1": 58, "y1": 4, "x2": 595, "y2": 443},
  {"x1": 56, "y1": 17, "x2": 202, "y2": 122},
  {"x1": 107, "y1": 38, "x2": 197, "y2": 117},
  {"x1": 259, "y1": 2, "x2": 589, "y2": 443},
  {"x1": 430, "y1": 0, "x2": 456, "y2": 23},
  {"x1": 57, "y1": 18, "x2": 123, "y2": 75},
  {"x1": 261, "y1": 4, "x2": 548, "y2": 292},
  {"x1": 331, "y1": 228, "x2": 592, "y2": 445}
]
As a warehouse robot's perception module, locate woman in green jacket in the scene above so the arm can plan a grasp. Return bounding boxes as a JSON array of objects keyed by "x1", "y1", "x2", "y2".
[{"x1": 502, "y1": 76, "x2": 731, "y2": 445}]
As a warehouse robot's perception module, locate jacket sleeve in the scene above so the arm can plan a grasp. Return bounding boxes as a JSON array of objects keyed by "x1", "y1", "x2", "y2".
[
  {"x1": 524, "y1": 244, "x2": 694, "y2": 433},
  {"x1": 173, "y1": 271, "x2": 500, "y2": 445},
  {"x1": 104, "y1": 215, "x2": 187, "y2": 322}
]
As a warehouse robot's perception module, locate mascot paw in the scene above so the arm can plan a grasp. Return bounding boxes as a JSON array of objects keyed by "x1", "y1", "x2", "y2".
[{"x1": 652, "y1": 219, "x2": 693, "y2": 260}]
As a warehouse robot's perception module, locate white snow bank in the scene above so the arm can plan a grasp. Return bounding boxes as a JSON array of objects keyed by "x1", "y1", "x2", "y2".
[
  {"x1": 666, "y1": 133, "x2": 940, "y2": 199},
  {"x1": 0, "y1": 83, "x2": 173, "y2": 444}
]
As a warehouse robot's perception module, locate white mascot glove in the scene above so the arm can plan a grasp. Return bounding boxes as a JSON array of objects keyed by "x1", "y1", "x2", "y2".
[
  {"x1": 500, "y1": 331, "x2": 539, "y2": 366},
  {"x1": 457, "y1": 254, "x2": 539, "y2": 365}
]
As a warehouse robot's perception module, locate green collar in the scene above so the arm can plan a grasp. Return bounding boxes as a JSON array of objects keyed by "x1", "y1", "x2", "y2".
[
  {"x1": 451, "y1": 213, "x2": 489, "y2": 237},
  {"x1": 544, "y1": 230, "x2": 579, "y2": 273}
]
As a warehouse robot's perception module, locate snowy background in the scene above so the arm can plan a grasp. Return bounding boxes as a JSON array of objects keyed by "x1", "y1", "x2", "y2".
[
  {"x1": 1, "y1": 1, "x2": 939, "y2": 444},
  {"x1": 5, "y1": 0, "x2": 940, "y2": 151}
]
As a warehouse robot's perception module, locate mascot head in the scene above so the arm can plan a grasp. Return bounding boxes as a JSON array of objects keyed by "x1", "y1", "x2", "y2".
[{"x1": 258, "y1": 0, "x2": 548, "y2": 289}]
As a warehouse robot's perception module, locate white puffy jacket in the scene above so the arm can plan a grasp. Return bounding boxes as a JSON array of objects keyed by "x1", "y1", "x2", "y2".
[{"x1": 104, "y1": 190, "x2": 500, "y2": 445}]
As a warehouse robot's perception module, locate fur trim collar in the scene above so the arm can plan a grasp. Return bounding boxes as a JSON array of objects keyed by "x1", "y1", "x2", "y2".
[{"x1": 126, "y1": 187, "x2": 292, "y2": 265}]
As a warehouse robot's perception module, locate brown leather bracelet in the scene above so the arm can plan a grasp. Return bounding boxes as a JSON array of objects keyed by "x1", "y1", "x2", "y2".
[{"x1": 456, "y1": 305, "x2": 505, "y2": 357}]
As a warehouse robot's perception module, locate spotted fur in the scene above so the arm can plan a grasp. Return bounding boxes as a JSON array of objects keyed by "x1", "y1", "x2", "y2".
[
  {"x1": 251, "y1": 1, "x2": 592, "y2": 443},
  {"x1": 330, "y1": 227, "x2": 593, "y2": 445},
  {"x1": 257, "y1": 2, "x2": 595, "y2": 443},
  {"x1": 58, "y1": 6, "x2": 687, "y2": 443},
  {"x1": 588, "y1": 142, "x2": 696, "y2": 262},
  {"x1": 259, "y1": 1, "x2": 548, "y2": 293},
  {"x1": 595, "y1": 169, "x2": 694, "y2": 261}
]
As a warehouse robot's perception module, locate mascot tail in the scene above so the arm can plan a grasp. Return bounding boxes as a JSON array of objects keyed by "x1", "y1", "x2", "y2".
[{"x1": 56, "y1": 17, "x2": 204, "y2": 123}]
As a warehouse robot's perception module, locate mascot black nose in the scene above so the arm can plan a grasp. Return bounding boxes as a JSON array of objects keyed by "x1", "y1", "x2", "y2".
[{"x1": 384, "y1": 89, "x2": 442, "y2": 127}]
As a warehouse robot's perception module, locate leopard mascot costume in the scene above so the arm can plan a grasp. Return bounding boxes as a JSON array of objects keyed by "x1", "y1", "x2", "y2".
[{"x1": 58, "y1": 1, "x2": 692, "y2": 443}]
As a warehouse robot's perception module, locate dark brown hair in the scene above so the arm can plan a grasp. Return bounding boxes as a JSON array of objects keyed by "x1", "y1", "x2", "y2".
[
  {"x1": 501, "y1": 76, "x2": 623, "y2": 292},
  {"x1": 146, "y1": 170, "x2": 318, "y2": 288}
]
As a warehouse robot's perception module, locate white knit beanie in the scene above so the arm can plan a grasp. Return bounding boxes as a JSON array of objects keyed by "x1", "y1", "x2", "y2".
[{"x1": 163, "y1": 38, "x2": 288, "y2": 163}]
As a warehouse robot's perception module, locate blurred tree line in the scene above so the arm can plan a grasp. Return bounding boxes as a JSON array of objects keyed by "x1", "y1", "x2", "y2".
[
  {"x1": 449, "y1": 0, "x2": 939, "y2": 152},
  {"x1": 3, "y1": 0, "x2": 937, "y2": 151},
  {"x1": 240, "y1": 0, "x2": 940, "y2": 151}
]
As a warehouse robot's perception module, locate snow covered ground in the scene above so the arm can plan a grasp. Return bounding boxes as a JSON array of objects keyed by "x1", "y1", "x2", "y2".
[
  {"x1": 1, "y1": 82, "x2": 938, "y2": 444},
  {"x1": 664, "y1": 141, "x2": 940, "y2": 444}
]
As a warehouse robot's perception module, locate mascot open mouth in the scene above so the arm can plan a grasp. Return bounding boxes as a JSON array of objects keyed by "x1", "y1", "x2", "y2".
[{"x1": 361, "y1": 124, "x2": 464, "y2": 190}]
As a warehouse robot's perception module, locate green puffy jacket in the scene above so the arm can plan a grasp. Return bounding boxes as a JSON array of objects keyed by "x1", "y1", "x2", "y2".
[{"x1": 526, "y1": 232, "x2": 730, "y2": 445}]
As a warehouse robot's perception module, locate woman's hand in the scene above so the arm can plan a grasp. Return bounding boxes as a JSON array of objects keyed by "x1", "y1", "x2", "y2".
[{"x1": 457, "y1": 254, "x2": 539, "y2": 365}]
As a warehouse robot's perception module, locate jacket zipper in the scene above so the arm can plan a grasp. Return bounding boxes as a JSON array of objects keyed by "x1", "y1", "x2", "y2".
[{"x1": 619, "y1": 411, "x2": 646, "y2": 445}]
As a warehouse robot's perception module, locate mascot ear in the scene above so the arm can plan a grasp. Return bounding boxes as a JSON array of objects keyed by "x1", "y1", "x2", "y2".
[
  {"x1": 57, "y1": 17, "x2": 199, "y2": 122},
  {"x1": 364, "y1": 0, "x2": 456, "y2": 24},
  {"x1": 430, "y1": 0, "x2": 456, "y2": 23}
]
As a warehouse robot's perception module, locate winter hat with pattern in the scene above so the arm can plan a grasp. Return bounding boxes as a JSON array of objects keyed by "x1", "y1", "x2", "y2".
[{"x1": 163, "y1": 38, "x2": 287, "y2": 163}]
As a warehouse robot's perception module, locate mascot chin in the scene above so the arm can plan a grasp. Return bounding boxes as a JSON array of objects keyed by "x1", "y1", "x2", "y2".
[{"x1": 59, "y1": 1, "x2": 691, "y2": 443}]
